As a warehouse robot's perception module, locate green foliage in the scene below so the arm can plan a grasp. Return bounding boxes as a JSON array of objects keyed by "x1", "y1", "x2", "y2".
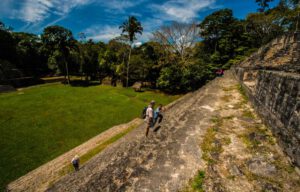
[
  {"x1": 99, "y1": 47, "x2": 119, "y2": 85},
  {"x1": 0, "y1": 22, "x2": 17, "y2": 65},
  {"x1": 119, "y1": 16, "x2": 143, "y2": 43},
  {"x1": 0, "y1": 60, "x2": 20, "y2": 83},
  {"x1": 245, "y1": 11, "x2": 285, "y2": 46},
  {"x1": 256, "y1": 0, "x2": 274, "y2": 12},
  {"x1": 198, "y1": 9, "x2": 238, "y2": 55},
  {"x1": 191, "y1": 171, "x2": 206, "y2": 192},
  {"x1": 14, "y1": 32, "x2": 48, "y2": 76},
  {"x1": 157, "y1": 56, "x2": 217, "y2": 93},
  {"x1": 80, "y1": 40, "x2": 104, "y2": 81},
  {"x1": 41, "y1": 25, "x2": 77, "y2": 83},
  {"x1": 157, "y1": 65, "x2": 183, "y2": 92}
]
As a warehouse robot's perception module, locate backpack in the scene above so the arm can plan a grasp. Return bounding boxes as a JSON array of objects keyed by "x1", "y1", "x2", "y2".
[{"x1": 141, "y1": 106, "x2": 147, "y2": 119}]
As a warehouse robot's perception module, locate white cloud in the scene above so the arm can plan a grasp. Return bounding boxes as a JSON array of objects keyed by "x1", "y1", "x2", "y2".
[
  {"x1": 133, "y1": 42, "x2": 142, "y2": 47},
  {"x1": 1, "y1": 0, "x2": 145, "y2": 32},
  {"x1": 84, "y1": 25, "x2": 121, "y2": 42},
  {"x1": 5, "y1": 0, "x2": 93, "y2": 23},
  {"x1": 102, "y1": 0, "x2": 144, "y2": 11},
  {"x1": 41, "y1": 15, "x2": 68, "y2": 29},
  {"x1": 84, "y1": 23, "x2": 149, "y2": 42},
  {"x1": 150, "y1": 0, "x2": 216, "y2": 22}
]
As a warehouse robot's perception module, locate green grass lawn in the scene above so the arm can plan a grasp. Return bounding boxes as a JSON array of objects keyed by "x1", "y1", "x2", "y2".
[{"x1": 0, "y1": 83, "x2": 180, "y2": 191}]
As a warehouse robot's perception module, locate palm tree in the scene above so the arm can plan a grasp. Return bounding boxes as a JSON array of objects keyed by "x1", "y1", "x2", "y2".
[{"x1": 119, "y1": 16, "x2": 143, "y2": 87}]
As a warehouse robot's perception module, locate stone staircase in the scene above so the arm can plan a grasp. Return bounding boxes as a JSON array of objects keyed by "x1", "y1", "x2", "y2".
[
  {"x1": 47, "y1": 72, "x2": 300, "y2": 192},
  {"x1": 47, "y1": 74, "x2": 224, "y2": 192}
]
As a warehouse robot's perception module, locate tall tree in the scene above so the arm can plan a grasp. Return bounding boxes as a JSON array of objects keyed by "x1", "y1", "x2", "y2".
[
  {"x1": 81, "y1": 39, "x2": 104, "y2": 82},
  {"x1": 0, "y1": 21, "x2": 16, "y2": 64},
  {"x1": 152, "y1": 22, "x2": 199, "y2": 65},
  {"x1": 41, "y1": 25, "x2": 76, "y2": 84},
  {"x1": 119, "y1": 16, "x2": 143, "y2": 87},
  {"x1": 198, "y1": 9, "x2": 243, "y2": 64},
  {"x1": 99, "y1": 46, "x2": 119, "y2": 86},
  {"x1": 198, "y1": 9, "x2": 236, "y2": 53},
  {"x1": 13, "y1": 32, "x2": 47, "y2": 76},
  {"x1": 0, "y1": 21, "x2": 19, "y2": 82},
  {"x1": 245, "y1": 10, "x2": 285, "y2": 46},
  {"x1": 256, "y1": 0, "x2": 274, "y2": 12}
]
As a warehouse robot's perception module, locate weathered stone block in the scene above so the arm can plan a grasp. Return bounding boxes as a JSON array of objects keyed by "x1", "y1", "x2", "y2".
[{"x1": 234, "y1": 33, "x2": 300, "y2": 167}]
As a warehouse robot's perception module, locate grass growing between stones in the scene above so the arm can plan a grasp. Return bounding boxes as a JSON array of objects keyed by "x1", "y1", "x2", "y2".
[
  {"x1": 242, "y1": 110, "x2": 255, "y2": 119},
  {"x1": 222, "y1": 84, "x2": 239, "y2": 92},
  {"x1": 272, "y1": 158, "x2": 295, "y2": 174},
  {"x1": 0, "y1": 84, "x2": 180, "y2": 191},
  {"x1": 237, "y1": 85, "x2": 248, "y2": 101},
  {"x1": 239, "y1": 134, "x2": 261, "y2": 149},
  {"x1": 58, "y1": 124, "x2": 138, "y2": 177},
  {"x1": 81, "y1": 125, "x2": 136, "y2": 163},
  {"x1": 191, "y1": 171, "x2": 206, "y2": 192},
  {"x1": 201, "y1": 116, "x2": 225, "y2": 165},
  {"x1": 232, "y1": 85, "x2": 249, "y2": 109},
  {"x1": 201, "y1": 126, "x2": 218, "y2": 164},
  {"x1": 222, "y1": 137, "x2": 231, "y2": 145},
  {"x1": 181, "y1": 170, "x2": 206, "y2": 192}
]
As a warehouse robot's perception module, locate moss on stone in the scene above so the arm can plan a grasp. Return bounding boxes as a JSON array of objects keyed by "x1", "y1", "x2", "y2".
[
  {"x1": 222, "y1": 137, "x2": 232, "y2": 145},
  {"x1": 242, "y1": 110, "x2": 255, "y2": 119}
]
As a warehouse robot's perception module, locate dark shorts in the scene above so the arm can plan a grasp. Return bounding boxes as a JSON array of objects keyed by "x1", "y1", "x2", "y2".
[{"x1": 147, "y1": 118, "x2": 154, "y2": 127}]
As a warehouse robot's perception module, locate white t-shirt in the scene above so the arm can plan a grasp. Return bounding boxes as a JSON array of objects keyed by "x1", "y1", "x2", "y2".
[{"x1": 146, "y1": 106, "x2": 153, "y2": 119}]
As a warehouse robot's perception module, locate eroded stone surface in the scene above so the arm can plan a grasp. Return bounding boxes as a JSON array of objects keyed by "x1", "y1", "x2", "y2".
[
  {"x1": 48, "y1": 72, "x2": 299, "y2": 192},
  {"x1": 234, "y1": 33, "x2": 300, "y2": 167}
]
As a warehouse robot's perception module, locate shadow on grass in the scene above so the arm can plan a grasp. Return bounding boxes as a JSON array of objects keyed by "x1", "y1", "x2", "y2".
[{"x1": 67, "y1": 80, "x2": 100, "y2": 87}]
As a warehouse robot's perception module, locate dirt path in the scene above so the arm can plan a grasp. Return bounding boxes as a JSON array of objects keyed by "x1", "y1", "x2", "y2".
[{"x1": 47, "y1": 71, "x2": 299, "y2": 192}]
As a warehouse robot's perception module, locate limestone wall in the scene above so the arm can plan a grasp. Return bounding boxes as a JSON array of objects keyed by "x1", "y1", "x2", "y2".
[{"x1": 234, "y1": 33, "x2": 300, "y2": 167}]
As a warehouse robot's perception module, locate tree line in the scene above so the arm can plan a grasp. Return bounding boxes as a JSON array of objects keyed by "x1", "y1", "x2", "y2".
[{"x1": 0, "y1": 0, "x2": 299, "y2": 92}]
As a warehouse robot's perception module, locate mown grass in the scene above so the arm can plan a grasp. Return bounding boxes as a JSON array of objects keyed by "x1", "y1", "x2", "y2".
[{"x1": 0, "y1": 84, "x2": 180, "y2": 191}]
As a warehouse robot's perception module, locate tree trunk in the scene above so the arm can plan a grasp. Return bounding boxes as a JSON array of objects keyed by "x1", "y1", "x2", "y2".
[
  {"x1": 65, "y1": 61, "x2": 70, "y2": 85},
  {"x1": 111, "y1": 74, "x2": 117, "y2": 87},
  {"x1": 296, "y1": 12, "x2": 300, "y2": 32},
  {"x1": 214, "y1": 40, "x2": 218, "y2": 53},
  {"x1": 121, "y1": 52, "x2": 126, "y2": 87},
  {"x1": 126, "y1": 44, "x2": 132, "y2": 88}
]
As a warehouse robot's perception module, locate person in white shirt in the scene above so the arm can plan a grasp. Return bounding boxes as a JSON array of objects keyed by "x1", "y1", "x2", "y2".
[{"x1": 145, "y1": 100, "x2": 155, "y2": 137}]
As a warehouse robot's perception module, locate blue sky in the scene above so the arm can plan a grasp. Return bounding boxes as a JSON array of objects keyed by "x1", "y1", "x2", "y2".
[{"x1": 0, "y1": 0, "x2": 279, "y2": 43}]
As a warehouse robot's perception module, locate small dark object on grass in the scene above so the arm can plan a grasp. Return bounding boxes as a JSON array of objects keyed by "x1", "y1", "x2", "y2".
[{"x1": 71, "y1": 155, "x2": 80, "y2": 171}]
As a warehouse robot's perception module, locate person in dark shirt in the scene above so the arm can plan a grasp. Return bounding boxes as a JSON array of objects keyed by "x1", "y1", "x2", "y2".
[{"x1": 154, "y1": 104, "x2": 163, "y2": 125}]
